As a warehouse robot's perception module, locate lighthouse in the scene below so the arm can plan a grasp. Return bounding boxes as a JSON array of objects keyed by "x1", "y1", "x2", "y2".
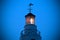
[{"x1": 20, "y1": 3, "x2": 41, "y2": 40}]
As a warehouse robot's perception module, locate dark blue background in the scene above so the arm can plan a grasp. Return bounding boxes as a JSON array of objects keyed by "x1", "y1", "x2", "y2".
[{"x1": 2, "y1": 0, "x2": 59, "y2": 40}]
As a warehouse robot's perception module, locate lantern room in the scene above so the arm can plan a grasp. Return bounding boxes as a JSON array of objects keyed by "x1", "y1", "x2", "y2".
[{"x1": 25, "y1": 13, "x2": 35, "y2": 24}]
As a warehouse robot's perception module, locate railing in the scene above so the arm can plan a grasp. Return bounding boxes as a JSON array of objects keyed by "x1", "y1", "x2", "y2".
[
  {"x1": 21, "y1": 30, "x2": 40, "y2": 35},
  {"x1": 21, "y1": 30, "x2": 25, "y2": 35},
  {"x1": 37, "y1": 30, "x2": 40, "y2": 35}
]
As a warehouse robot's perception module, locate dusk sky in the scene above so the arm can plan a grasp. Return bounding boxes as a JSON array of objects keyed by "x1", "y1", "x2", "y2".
[{"x1": 2, "y1": 0, "x2": 59, "y2": 40}]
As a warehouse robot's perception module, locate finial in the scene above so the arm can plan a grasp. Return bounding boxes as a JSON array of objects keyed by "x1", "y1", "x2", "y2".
[{"x1": 28, "y1": 3, "x2": 33, "y2": 13}]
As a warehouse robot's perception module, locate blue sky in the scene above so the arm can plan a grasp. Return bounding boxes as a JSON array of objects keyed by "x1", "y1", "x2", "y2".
[{"x1": 2, "y1": 0, "x2": 59, "y2": 40}]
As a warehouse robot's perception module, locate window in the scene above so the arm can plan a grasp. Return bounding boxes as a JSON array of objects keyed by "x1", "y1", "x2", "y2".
[
  {"x1": 26, "y1": 17, "x2": 35, "y2": 24},
  {"x1": 30, "y1": 18, "x2": 34, "y2": 24}
]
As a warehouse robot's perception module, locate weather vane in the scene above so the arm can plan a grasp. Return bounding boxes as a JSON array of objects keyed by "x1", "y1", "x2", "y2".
[{"x1": 29, "y1": 3, "x2": 33, "y2": 13}]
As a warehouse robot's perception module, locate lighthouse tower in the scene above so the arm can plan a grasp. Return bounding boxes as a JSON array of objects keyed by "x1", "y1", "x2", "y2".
[{"x1": 20, "y1": 3, "x2": 41, "y2": 40}]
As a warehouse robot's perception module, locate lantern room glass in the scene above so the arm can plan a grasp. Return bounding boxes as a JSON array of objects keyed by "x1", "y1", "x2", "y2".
[{"x1": 26, "y1": 17, "x2": 35, "y2": 24}]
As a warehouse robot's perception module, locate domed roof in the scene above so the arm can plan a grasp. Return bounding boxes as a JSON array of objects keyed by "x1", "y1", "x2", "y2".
[{"x1": 25, "y1": 13, "x2": 35, "y2": 18}]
